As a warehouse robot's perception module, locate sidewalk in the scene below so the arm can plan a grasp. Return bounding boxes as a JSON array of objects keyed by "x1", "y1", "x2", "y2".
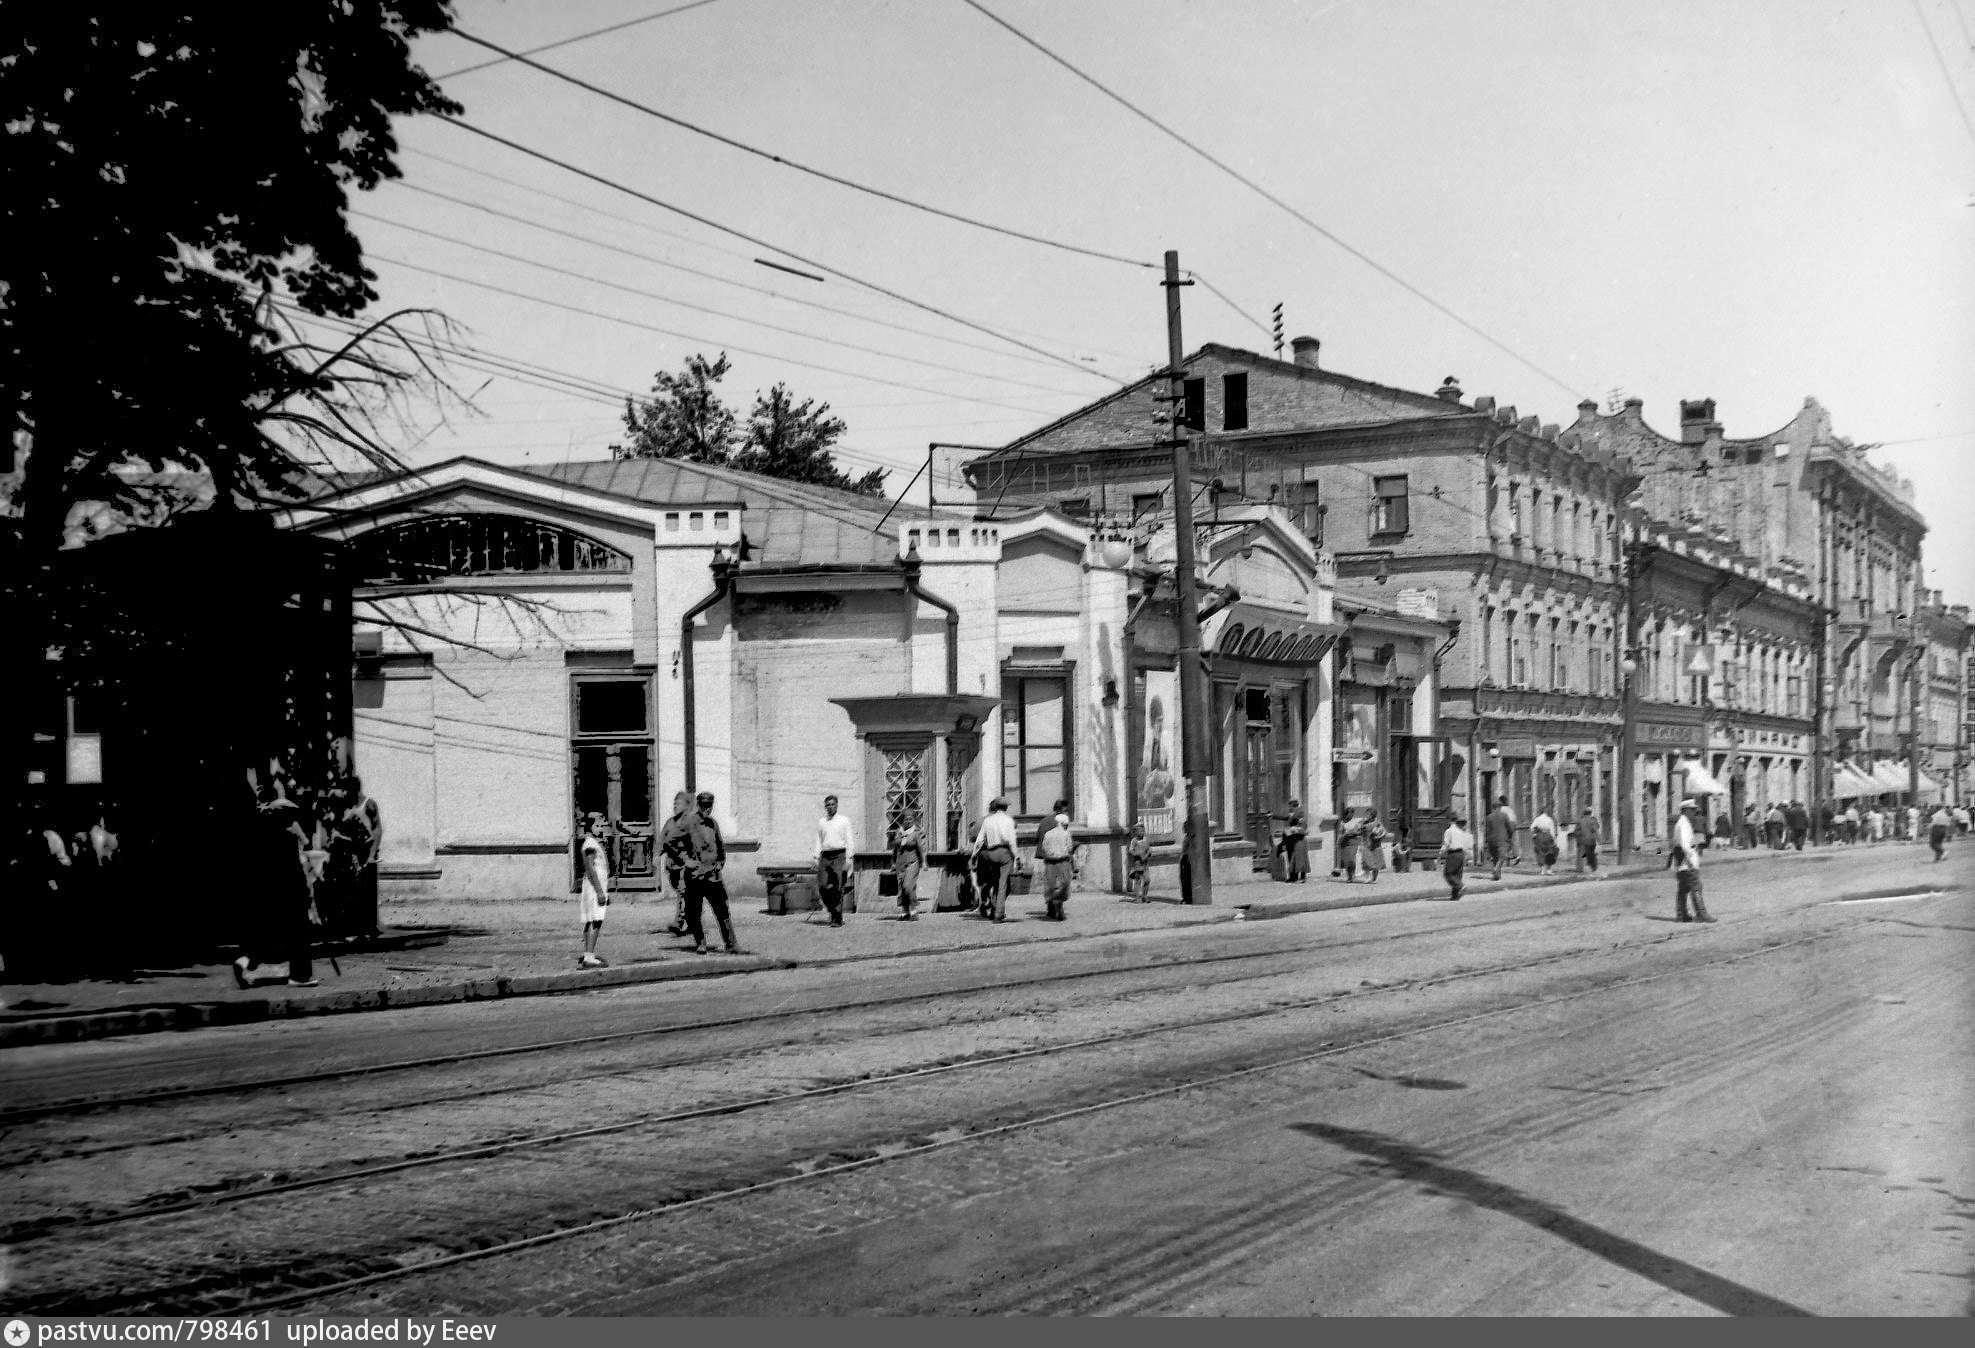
[{"x1": 0, "y1": 840, "x2": 1833, "y2": 1049}]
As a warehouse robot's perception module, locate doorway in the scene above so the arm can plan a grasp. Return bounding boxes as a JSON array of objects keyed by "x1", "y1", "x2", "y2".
[{"x1": 570, "y1": 674, "x2": 657, "y2": 890}]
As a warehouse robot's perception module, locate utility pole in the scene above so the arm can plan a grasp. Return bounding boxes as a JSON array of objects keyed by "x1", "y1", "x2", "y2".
[
  {"x1": 1907, "y1": 611, "x2": 1923, "y2": 817},
  {"x1": 1163, "y1": 250, "x2": 1212, "y2": 905},
  {"x1": 1617, "y1": 540, "x2": 1646, "y2": 864}
]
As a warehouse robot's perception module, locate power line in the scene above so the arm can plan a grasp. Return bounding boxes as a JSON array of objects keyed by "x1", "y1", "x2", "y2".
[
  {"x1": 1189, "y1": 270, "x2": 1272, "y2": 342},
  {"x1": 355, "y1": 210, "x2": 1097, "y2": 397},
  {"x1": 368, "y1": 252, "x2": 1077, "y2": 416},
  {"x1": 377, "y1": 182, "x2": 1107, "y2": 377},
  {"x1": 957, "y1": 0, "x2": 1588, "y2": 401},
  {"x1": 1910, "y1": 0, "x2": 1975, "y2": 152},
  {"x1": 448, "y1": 28, "x2": 1160, "y2": 273},
  {"x1": 437, "y1": 115, "x2": 1127, "y2": 386},
  {"x1": 431, "y1": 0, "x2": 727, "y2": 79}
]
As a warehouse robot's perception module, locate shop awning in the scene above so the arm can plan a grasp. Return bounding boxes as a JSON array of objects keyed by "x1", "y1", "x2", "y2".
[
  {"x1": 1915, "y1": 768, "x2": 1945, "y2": 801},
  {"x1": 1831, "y1": 762, "x2": 1876, "y2": 799},
  {"x1": 1202, "y1": 603, "x2": 1346, "y2": 668},
  {"x1": 1868, "y1": 761, "x2": 1910, "y2": 794},
  {"x1": 1676, "y1": 757, "x2": 1729, "y2": 797}
]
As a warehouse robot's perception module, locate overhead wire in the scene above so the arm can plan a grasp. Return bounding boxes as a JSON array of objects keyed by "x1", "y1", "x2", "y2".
[
  {"x1": 1189, "y1": 270, "x2": 1273, "y2": 342},
  {"x1": 1908, "y1": 0, "x2": 1975, "y2": 151},
  {"x1": 382, "y1": 181, "x2": 1113, "y2": 378},
  {"x1": 354, "y1": 209, "x2": 1100, "y2": 396},
  {"x1": 436, "y1": 116, "x2": 1127, "y2": 386},
  {"x1": 446, "y1": 28, "x2": 1161, "y2": 272},
  {"x1": 431, "y1": 0, "x2": 728, "y2": 79},
  {"x1": 957, "y1": 0, "x2": 1588, "y2": 401}
]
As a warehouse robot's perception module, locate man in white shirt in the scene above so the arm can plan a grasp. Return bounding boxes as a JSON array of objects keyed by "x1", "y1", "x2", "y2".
[
  {"x1": 813, "y1": 795, "x2": 855, "y2": 928},
  {"x1": 969, "y1": 797, "x2": 1020, "y2": 922},
  {"x1": 1671, "y1": 798, "x2": 1713, "y2": 923},
  {"x1": 1438, "y1": 814, "x2": 1472, "y2": 901},
  {"x1": 1928, "y1": 805, "x2": 1952, "y2": 861}
]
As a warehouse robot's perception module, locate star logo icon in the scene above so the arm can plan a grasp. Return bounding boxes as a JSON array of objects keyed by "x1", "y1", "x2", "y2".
[{"x1": 5, "y1": 1320, "x2": 31, "y2": 1347}]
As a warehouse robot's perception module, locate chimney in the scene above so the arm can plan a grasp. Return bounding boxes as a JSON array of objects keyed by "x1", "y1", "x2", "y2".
[
  {"x1": 1576, "y1": 398, "x2": 1598, "y2": 421},
  {"x1": 1680, "y1": 398, "x2": 1717, "y2": 445},
  {"x1": 1435, "y1": 376, "x2": 1463, "y2": 403},
  {"x1": 1290, "y1": 335, "x2": 1321, "y2": 370}
]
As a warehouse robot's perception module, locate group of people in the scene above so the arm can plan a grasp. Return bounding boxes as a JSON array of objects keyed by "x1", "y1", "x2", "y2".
[
  {"x1": 1436, "y1": 797, "x2": 1604, "y2": 902},
  {"x1": 232, "y1": 770, "x2": 383, "y2": 990}
]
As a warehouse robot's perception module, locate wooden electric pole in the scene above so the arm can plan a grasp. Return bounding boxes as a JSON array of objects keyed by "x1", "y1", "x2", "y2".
[{"x1": 1163, "y1": 250, "x2": 1212, "y2": 905}]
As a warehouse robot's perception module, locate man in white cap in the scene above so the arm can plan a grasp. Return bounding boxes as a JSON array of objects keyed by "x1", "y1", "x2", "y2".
[{"x1": 1670, "y1": 797, "x2": 1713, "y2": 923}]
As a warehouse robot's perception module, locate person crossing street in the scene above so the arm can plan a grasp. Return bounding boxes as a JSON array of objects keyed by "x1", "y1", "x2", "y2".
[
  {"x1": 1439, "y1": 814, "x2": 1471, "y2": 901},
  {"x1": 1670, "y1": 798, "x2": 1713, "y2": 923}
]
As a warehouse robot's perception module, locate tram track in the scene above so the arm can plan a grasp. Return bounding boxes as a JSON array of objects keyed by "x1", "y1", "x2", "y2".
[
  {"x1": 0, "y1": 904, "x2": 1569, "y2": 1125},
  {"x1": 4, "y1": 919, "x2": 1856, "y2": 1316}
]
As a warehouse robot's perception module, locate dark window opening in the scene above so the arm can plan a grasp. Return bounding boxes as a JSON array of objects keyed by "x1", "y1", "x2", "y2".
[
  {"x1": 1294, "y1": 480, "x2": 1323, "y2": 543},
  {"x1": 1182, "y1": 378, "x2": 1206, "y2": 432},
  {"x1": 1058, "y1": 497, "x2": 1091, "y2": 519},
  {"x1": 1131, "y1": 491, "x2": 1164, "y2": 520},
  {"x1": 1244, "y1": 687, "x2": 1271, "y2": 722},
  {"x1": 1222, "y1": 372, "x2": 1249, "y2": 431},
  {"x1": 576, "y1": 680, "x2": 648, "y2": 735}
]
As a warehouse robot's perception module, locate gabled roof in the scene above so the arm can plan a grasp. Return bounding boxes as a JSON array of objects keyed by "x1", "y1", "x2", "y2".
[{"x1": 976, "y1": 341, "x2": 1463, "y2": 465}]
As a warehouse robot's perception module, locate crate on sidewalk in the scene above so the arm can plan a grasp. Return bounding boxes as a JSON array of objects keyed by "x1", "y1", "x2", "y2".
[{"x1": 760, "y1": 867, "x2": 819, "y2": 914}]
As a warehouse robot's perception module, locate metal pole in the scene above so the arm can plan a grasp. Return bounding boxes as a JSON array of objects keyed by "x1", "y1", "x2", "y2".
[
  {"x1": 1163, "y1": 250, "x2": 1212, "y2": 905},
  {"x1": 1810, "y1": 608, "x2": 1829, "y2": 845},
  {"x1": 1908, "y1": 614, "x2": 1922, "y2": 820}
]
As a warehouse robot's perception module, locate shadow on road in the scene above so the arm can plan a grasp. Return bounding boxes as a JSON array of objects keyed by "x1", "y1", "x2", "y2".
[{"x1": 1289, "y1": 1121, "x2": 1813, "y2": 1316}]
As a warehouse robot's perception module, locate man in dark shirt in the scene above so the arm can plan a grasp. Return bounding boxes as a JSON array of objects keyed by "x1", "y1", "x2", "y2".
[
  {"x1": 1483, "y1": 797, "x2": 1516, "y2": 881},
  {"x1": 1574, "y1": 808, "x2": 1601, "y2": 873},
  {"x1": 664, "y1": 790, "x2": 740, "y2": 955}
]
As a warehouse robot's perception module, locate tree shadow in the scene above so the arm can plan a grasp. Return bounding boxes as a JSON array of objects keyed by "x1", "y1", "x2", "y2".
[{"x1": 1289, "y1": 1122, "x2": 1812, "y2": 1316}]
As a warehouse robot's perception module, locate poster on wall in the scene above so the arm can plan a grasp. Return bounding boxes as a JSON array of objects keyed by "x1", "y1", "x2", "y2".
[
  {"x1": 1335, "y1": 686, "x2": 1379, "y2": 813},
  {"x1": 1138, "y1": 669, "x2": 1178, "y2": 838}
]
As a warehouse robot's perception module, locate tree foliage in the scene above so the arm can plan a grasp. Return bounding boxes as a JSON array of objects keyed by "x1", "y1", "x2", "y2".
[
  {"x1": 615, "y1": 353, "x2": 885, "y2": 497},
  {"x1": 1, "y1": 3, "x2": 463, "y2": 559}
]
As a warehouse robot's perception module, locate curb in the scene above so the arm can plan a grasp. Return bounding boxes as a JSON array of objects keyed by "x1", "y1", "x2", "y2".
[{"x1": 0, "y1": 954, "x2": 793, "y2": 1049}]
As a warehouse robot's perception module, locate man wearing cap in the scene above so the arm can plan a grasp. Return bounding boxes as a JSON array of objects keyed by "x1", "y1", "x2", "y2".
[
  {"x1": 669, "y1": 791, "x2": 741, "y2": 955},
  {"x1": 1438, "y1": 813, "x2": 1472, "y2": 901},
  {"x1": 1670, "y1": 798, "x2": 1713, "y2": 923}
]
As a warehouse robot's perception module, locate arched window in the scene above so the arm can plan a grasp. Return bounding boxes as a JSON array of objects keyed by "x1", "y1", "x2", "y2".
[{"x1": 351, "y1": 514, "x2": 631, "y2": 583}]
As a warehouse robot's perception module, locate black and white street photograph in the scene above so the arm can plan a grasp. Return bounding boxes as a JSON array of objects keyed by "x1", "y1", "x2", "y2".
[{"x1": 3, "y1": 0, "x2": 1973, "y2": 1322}]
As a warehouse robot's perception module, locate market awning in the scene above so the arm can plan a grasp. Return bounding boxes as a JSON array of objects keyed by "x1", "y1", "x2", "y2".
[
  {"x1": 1915, "y1": 768, "x2": 1945, "y2": 801},
  {"x1": 1831, "y1": 762, "x2": 1876, "y2": 799},
  {"x1": 1868, "y1": 761, "x2": 1910, "y2": 794},
  {"x1": 1676, "y1": 757, "x2": 1729, "y2": 797}
]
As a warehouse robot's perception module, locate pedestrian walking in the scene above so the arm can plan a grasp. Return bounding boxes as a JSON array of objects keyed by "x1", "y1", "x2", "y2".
[
  {"x1": 1037, "y1": 804, "x2": 1075, "y2": 921},
  {"x1": 1787, "y1": 800, "x2": 1810, "y2": 851},
  {"x1": 233, "y1": 775, "x2": 318, "y2": 988},
  {"x1": 1574, "y1": 807, "x2": 1601, "y2": 874},
  {"x1": 1359, "y1": 809, "x2": 1388, "y2": 882},
  {"x1": 1842, "y1": 804, "x2": 1860, "y2": 845},
  {"x1": 1905, "y1": 805, "x2": 1921, "y2": 843},
  {"x1": 1483, "y1": 797, "x2": 1515, "y2": 880},
  {"x1": 1336, "y1": 808, "x2": 1363, "y2": 881},
  {"x1": 658, "y1": 791, "x2": 692, "y2": 937},
  {"x1": 1764, "y1": 803, "x2": 1786, "y2": 850},
  {"x1": 1391, "y1": 826, "x2": 1413, "y2": 873},
  {"x1": 813, "y1": 794, "x2": 855, "y2": 927},
  {"x1": 1955, "y1": 804, "x2": 1970, "y2": 836},
  {"x1": 1279, "y1": 799, "x2": 1310, "y2": 882},
  {"x1": 1126, "y1": 823, "x2": 1153, "y2": 901},
  {"x1": 1928, "y1": 805, "x2": 1951, "y2": 861},
  {"x1": 1529, "y1": 807, "x2": 1559, "y2": 875},
  {"x1": 1439, "y1": 814, "x2": 1471, "y2": 901},
  {"x1": 1865, "y1": 806, "x2": 1883, "y2": 844},
  {"x1": 968, "y1": 797, "x2": 1019, "y2": 922},
  {"x1": 1669, "y1": 798, "x2": 1713, "y2": 923},
  {"x1": 892, "y1": 811, "x2": 926, "y2": 920},
  {"x1": 672, "y1": 791, "x2": 741, "y2": 954}
]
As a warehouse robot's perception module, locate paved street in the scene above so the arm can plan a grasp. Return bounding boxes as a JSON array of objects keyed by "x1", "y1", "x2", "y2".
[{"x1": 1, "y1": 842, "x2": 1967, "y2": 1317}]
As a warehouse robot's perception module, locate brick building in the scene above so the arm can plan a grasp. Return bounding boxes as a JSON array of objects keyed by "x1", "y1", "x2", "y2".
[
  {"x1": 1916, "y1": 591, "x2": 1971, "y2": 807},
  {"x1": 965, "y1": 339, "x2": 1628, "y2": 855},
  {"x1": 1570, "y1": 395, "x2": 1929, "y2": 810},
  {"x1": 1617, "y1": 512, "x2": 1821, "y2": 846}
]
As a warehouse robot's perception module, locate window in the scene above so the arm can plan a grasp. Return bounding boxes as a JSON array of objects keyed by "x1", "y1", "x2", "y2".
[
  {"x1": 1507, "y1": 611, "x2": 1525, "y2": 685},
  {"x1": 1131, "y1": 491, "x2": 1164, "y2": 520},
  {"x1": 1002, "y1": 672, "x2": 1071, "y2": 816},
  {"x1": 1181, "y1": 377, "x2": 1206, "y2": 432},
  {"x1": 1373, "y1": 475, "x2": 1410, "y2": 535},
  {"x1": 1222, "y1": 372, "x2": 1249, "y2": 431},
  {"x1": 354, "y1": 513, "x2": 630, "y2": 583},
  {"x1": 1293, "y1": 479, "x2": 1323, "y2": 542},
  {"x1": 1058, "y1": 497, "x2": 1091, "y2": 519},
  {"x1": 1479, "y1": 607, "x2": 1494, "y2": 683}
]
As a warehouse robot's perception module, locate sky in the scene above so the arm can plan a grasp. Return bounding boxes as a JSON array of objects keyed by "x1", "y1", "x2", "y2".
[{"x1": 348, "y1": 0, "x2": 1975, "y2": 605}]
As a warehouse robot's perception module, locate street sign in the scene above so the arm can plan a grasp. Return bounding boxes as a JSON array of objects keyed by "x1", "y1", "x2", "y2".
[{"x1": 1333, "y1": 749, "x2": 1378, "y2": 764}]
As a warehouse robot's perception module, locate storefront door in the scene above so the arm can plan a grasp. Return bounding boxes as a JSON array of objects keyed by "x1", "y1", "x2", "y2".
[
  {"x1": 1245, "y1": 721, "x2": 1275, "y2": 869},
  {"x1": 570, "y1": 674, "x2": 657, "y2": 890}
]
